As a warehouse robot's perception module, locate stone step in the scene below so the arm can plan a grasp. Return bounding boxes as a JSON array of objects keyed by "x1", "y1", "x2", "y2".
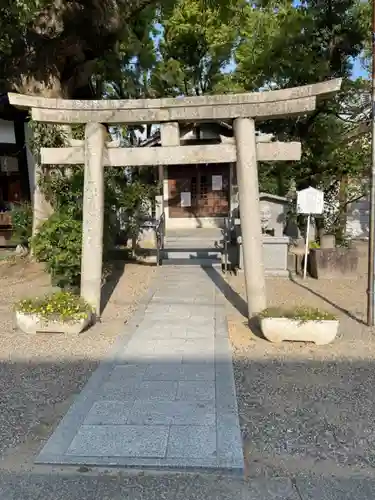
[
  {"x1": 164, "y1": 236, "x2": 223, "y2": 244},
  {"x1": 163, "y1": 249, "x2": 222, "y2": 260},
  {"x1": 164, "y1": 244, "x2": 223, "y2": 252},
  {"x1": 165, "y1": 229, "x2": 223, "y2": 239},
  {"x1": 161, "y1": 257, "x2": 222, "y2": 267},
  {"x1": 164, "y1": 233, "x2": 223, "y2": 246},
  {"x1": 163, "y1": 244, "x2": 222, "y2": 251}
]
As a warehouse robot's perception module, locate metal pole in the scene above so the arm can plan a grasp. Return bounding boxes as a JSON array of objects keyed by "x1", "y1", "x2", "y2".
[
  {"x1": 367, "y1": 0, "x2": 375, "y2": 326},
  {"x1": 303, "y1": 214, "x2": 310, "y2": 280}
]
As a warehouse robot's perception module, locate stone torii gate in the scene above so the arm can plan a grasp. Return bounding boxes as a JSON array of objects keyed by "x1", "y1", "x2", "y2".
[{"x1": 9, "y1": 79, "x2": 341, "y2": 319}]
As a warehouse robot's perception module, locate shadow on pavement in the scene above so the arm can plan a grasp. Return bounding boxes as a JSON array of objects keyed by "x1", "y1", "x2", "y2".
[
  {"x1": 203, "y1": 266, "x2": 248, "y2": 318},
  {"x1": 100, "y1": 260, "x2": 126, "y2": 314}
]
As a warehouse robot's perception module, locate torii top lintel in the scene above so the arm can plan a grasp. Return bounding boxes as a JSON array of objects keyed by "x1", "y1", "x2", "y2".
[{"x1": 8, "y1": 79, "x2": 341, "y2": 125}]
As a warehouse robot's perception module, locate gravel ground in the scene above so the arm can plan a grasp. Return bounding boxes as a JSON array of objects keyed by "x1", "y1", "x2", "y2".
[
  {"x1": 0, "y1": 258, "x2": 155, "y2": 465},
  {"x1": 1, "y1": 253, "x2": 375, "y2": 498},
  {"x1": 225, "y1": 243, "x2": 375, "y2": 479}
]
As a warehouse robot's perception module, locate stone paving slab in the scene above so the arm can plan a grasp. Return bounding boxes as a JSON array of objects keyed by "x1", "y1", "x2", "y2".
[{"x1": 36, "y1": 267, "x2": 244, "y2": 474}]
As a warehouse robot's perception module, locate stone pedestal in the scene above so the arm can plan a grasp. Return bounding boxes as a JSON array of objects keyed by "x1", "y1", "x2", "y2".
[
  {"x1": 233, "y1": 118, "x2": 266, "y2": 316},
  {"x1": 0, "y1": 228, "x2": 12, "y2": 246},
  {"x1": 320, "y1": 234, "x2": 336, "y2": 249},
  {"x1": 237, "y1": 235, "x2": 290, "y2": 277},
  {"x1": 160, "y1": 122, "x2": 180, "y2": 146},
  {"x1": 308, "y1": 247, "x2": 359, "y2": 279},
  {"x1": 80, "y1": 123, "x2": 106, "y2": 316}
]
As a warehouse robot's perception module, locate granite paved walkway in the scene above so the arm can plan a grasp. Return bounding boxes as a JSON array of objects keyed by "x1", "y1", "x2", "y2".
[{"x1": 36, "y1": 267, "x2": 244, "y2": 474}]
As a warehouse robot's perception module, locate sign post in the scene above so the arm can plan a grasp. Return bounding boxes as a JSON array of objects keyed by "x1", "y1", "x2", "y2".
[{"x1": 297, "y1": 187, "x2": 324, "y2": 279}]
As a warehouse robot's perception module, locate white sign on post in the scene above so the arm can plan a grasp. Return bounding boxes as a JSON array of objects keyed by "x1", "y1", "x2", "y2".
[
  {"x1": 297, "y1": 186, "x2": 324, "y2": 215},
  {"x1": 296, "y1": 187, "x2": 324, "y2": 279}
]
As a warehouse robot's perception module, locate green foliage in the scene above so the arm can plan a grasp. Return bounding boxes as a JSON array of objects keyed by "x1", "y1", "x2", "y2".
[
  {"x1": 10, "y1": 202, "x2": 33, "y2": 246},
  {"x1": 234, "y1": 0, "x2": 366, "y2": 89},
  {"x1": 15, "y1": 291, "x2": 92, "y2": 322},
  {"x1": 260, "y1": 307, "x2": 337, "y2": 321},
  {"x1": 151, "y1": 0, "x2": 243, "y2": 97},
  {"x1": 31, "y1": 212, "x2": 82, "y2": 290},
  {"x1": 229, "y1": 0, "x2": 370, "y2": 236},
  {"x1": 309, "y1": 241, "x2": 320, "y2": 249},
  {"x1": 0, "y1": 0, "x2": 165, "y2": 96},
  {"x1": 4, "y1": 0, "x2": 371, "y2": 261},
  {"x1": 28, "y1": 120, "x2": 158, "y2": 288}
]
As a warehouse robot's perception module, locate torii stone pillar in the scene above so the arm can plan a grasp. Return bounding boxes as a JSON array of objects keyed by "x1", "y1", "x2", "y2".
[
  {"x1": 160, "y1": 122, "x2": 180, "y2": 146},
  {"x1": 158, "y1": 122, "x2": 180, "y2": 217},
  {"x1": 32, "y1": 167, "x2": 53, "y2": 236},
  {"x1": 234, "y1": 118, "x2": 266, "y2": 316},
  {"x1": 80, "y1": 122, "x2": 106, "y2": 316}
]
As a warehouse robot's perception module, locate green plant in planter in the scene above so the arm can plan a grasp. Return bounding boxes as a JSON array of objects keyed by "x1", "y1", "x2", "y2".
[
  {"x1": 10, "y1": 202, "x2": 33, "y2": 247},
  {"x1": 259, "y1": 307, "x2": 337, "y2": 321},
  {"x1": 15, "y1": 291, "x2": 92, "y2": 322}
]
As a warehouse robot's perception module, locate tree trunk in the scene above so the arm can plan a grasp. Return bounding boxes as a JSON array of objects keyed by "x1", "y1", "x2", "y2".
[
  {"x1": 337, "y1": 175, "x2": 348, "y2": 243},
  {"x1": 7, "y1": 0, "x2": 157, "y2": 99}
]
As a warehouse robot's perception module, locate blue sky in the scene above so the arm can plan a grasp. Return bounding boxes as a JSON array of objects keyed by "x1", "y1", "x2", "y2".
[
  {"x1": 351, "y1": 57, "x2": 369, "y2": 79},
  {"x1": 222, "y1": 56, "x2": 369, "y2": 80}
]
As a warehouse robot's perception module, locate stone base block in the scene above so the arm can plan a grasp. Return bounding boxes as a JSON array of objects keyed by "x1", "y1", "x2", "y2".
[
  {"x1": 0, "y1": 228, "x2": 12, "y2": 246},
  {"x1": 308, "y1": 247, "x2": 359, "y2": 279},
  {"x1": 237, "y1": 236, "x2": 290, "y2": 275}
]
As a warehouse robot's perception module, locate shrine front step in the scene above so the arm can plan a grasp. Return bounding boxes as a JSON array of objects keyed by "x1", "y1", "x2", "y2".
[
  {"x1": 162, "y1": 228, "x2": 227, "y2": 267},
  {"x1": 161, "y1": 249, "x2": 223, "y2": 268},
  {"x1": 162, "y1": 259, "x2": 222, "y2": 267},
  {"x1": 164, "y1": 229, "x2": 224, "y2": 249}
]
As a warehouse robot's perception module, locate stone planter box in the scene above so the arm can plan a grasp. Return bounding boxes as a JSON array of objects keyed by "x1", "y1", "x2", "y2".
[
  {"x1": 308, "y1": 247, "x2": 359, "y2": 279},
  {"x1": 16, "y1": 312, "x2": 92, "y2": 334},
  {"x1": 260, "y1": 317, "x2": 339, "y2": 345}
]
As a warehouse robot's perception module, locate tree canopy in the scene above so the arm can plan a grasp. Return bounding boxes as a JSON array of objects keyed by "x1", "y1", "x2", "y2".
[
  {"x1": 1, "y1": 0, "x2": 158, "y2": 96},
  {"x1": 2, "y1": 0, "x2": 372, "y2": 240}
]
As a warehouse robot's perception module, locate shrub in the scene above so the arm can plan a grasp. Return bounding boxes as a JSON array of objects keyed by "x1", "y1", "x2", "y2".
[
  {"x1": 31, "y1": 212, "x2": 82, "y2": 289},
  {"x1": 309, "y1": 241, "x2": 320, "y2": 249},
  {"x1": 11, "y1": 202, "x2": 33, "y2": 246},
  {"x1": 28, "y1": 120, "x2": 159, "y2": 290},
  {"x1": 259, "y1": 307, "x2": 336, "y2": 321},
  {"x1": 15, "y1": 291, "x2": 92, "y2": 322}
]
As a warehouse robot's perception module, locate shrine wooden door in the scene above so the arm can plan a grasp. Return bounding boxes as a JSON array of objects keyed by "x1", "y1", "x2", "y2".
[{"x1": 168, "y1": 164, "x2": 230, "y2": 218}]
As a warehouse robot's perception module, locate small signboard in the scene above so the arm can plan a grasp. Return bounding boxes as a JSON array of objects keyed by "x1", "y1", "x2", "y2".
[
  {"x1": 212, "y1": 175, "x2": 222, "y2": 191},
  {"x1": 296, "y1": 187, "x2": 324, "y2": 280},
  {"x1": 180, "y1": 191, "x2": 191, "y2": 207},
  {"x1": 297, "y1": 187, "x2": 324, "y2": 215}
]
